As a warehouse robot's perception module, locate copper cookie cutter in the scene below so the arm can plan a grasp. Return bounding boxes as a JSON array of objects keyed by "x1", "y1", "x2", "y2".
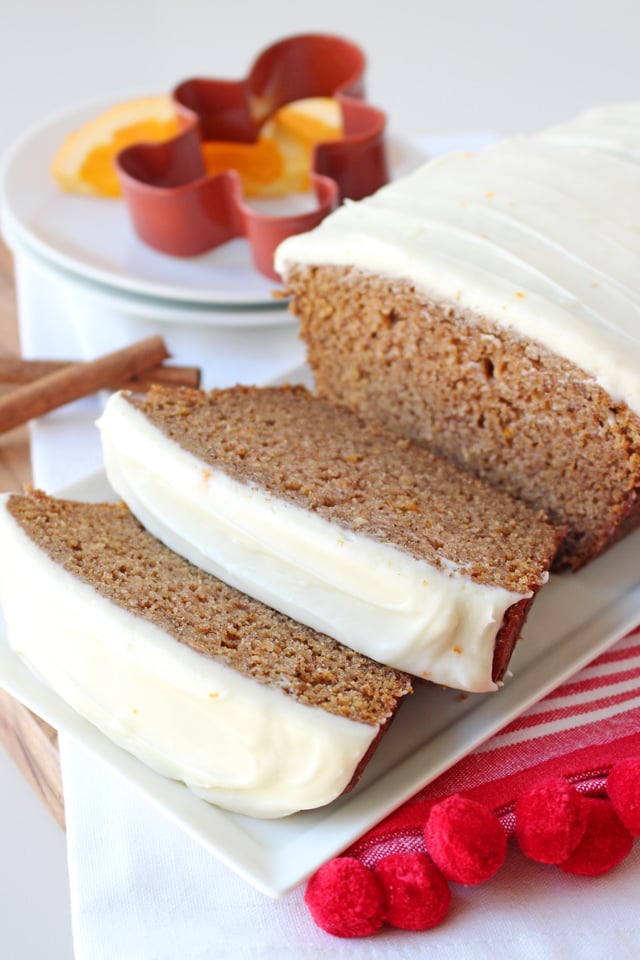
[{"x1": 115, "y1": 34, "x2": 389, "y2": 280}]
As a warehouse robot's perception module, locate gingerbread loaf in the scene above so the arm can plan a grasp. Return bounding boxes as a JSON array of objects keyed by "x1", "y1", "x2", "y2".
[{"x1": 275, "y1": 103, "x2": 640, "y2": 572}]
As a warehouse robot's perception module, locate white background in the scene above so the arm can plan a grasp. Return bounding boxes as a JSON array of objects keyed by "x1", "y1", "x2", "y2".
[
  {"x1": 2, "y1": 2, "x2": 640, "y2": 957},
  {"x1": 2, "y1": 0, "x2": 640, "y2": 157}
]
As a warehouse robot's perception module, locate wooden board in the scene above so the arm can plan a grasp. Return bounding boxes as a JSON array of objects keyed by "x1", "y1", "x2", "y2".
[
  {"x1": 0, "y1": 238, "x2": 64, "y2": 826},
  {"x1": 0, "y1": 688, "x2": 64, "y2": 828}
]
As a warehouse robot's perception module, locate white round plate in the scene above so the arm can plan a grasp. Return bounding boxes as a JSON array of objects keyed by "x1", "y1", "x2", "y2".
[
  {"x1": 1, "y1": 95, "x2": 425, "y2": 309},
  {"x1": 3, "y1": 211, "x2": 294, "y2": 328}
]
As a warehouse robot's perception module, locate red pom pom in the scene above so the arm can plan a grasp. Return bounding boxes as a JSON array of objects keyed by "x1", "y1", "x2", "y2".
[
  {"x1": 304, "y1": 857, "x2": 384, "y2": 938},
  {"x1": 515, "y1": 778, "x2": 589, "y2": 863},
  {"x1": 607, "y1": 756, "x2": 640, "y2": 836},
  {"x1": 559, "y1": 798, "x2": 633, "y2": 877},
  {"x1": 423, "y1": 794, "x2": 507, "y2": 885},
  {"x1": 373, "y1": 852, "x2": 451, "y2": 931}
]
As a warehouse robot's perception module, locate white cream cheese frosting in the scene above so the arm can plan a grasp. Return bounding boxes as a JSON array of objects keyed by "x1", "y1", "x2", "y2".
[
  {"x1": 98, "y1": 392, "x2": 529, "y2": 692},
  {"x1": 0, "y1": 494, "x2": 378, "y2": 819},
  {"x1": 275, "y1": 102, "x2": 640, "y2": 418}
]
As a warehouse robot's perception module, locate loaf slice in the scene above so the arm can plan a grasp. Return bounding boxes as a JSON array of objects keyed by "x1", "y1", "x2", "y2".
[
  {"x1": 98, "y1": 384, "x2": 562, "y2": 692},
  {"x1": 0, "y1": 491, "x2": 411, "y2": 818}
]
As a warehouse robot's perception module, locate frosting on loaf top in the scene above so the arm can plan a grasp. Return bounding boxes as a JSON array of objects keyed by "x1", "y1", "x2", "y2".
[{"x1": 275, "y1": 103, "x2": 640, "y2": 417}]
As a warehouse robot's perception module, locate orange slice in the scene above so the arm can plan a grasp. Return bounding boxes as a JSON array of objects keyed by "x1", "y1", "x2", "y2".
[
  {"x1": 52, "y1": 95, "x2": 181, "y2": 197},
  {"x1": 201, "y1": 97, "x2": 343, "y2": 196},
  {"x1": 270, "y1": 97, "x2": 343, "y2": 147},
  {"x1": 200, "y1": 138, "x2": 285, "y2": 194}
]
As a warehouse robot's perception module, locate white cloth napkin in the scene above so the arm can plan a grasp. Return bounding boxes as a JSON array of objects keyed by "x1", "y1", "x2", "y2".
[{"x1": 58, "y1": 736, "x2": 640, "y2": 960}]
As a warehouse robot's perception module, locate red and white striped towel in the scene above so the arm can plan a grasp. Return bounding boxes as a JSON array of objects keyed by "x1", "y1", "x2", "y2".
[{"x1": 349, "y1": 626, "x2": 640, "y2": 865}]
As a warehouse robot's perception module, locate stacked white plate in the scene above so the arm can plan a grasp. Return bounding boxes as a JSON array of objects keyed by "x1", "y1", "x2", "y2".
[
  {"x1": 0, "y1": 96, "x2": 311, "y2": 389},
  {"x1": 0, "y1": 97, "x2": 433, "y2": 389}
]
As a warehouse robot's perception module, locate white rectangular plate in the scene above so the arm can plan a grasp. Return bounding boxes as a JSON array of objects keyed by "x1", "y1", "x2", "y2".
[{"x1": 2, "y1": 470, "x2": 640, "y2": 897}]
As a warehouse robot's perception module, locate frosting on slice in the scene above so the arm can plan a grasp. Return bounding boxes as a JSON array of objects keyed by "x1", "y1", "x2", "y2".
[
  {"x1": 275, "y1": 103, "x2": 640, "y2": 417},
  {"x1": 98, "y1": 392, "x2": 529, "y2": 692},
  {"x1": 0, "y1": 495, "x2": 378, "y2": 819}
]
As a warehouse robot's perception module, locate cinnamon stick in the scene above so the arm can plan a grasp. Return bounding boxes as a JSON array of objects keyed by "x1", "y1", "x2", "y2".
[
  {"x1": 0, "y1": 356, "x2": 201, "y2": 391},
  {"x1": 0, "y1": 336, "x2": 170, "y2": 435}
]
